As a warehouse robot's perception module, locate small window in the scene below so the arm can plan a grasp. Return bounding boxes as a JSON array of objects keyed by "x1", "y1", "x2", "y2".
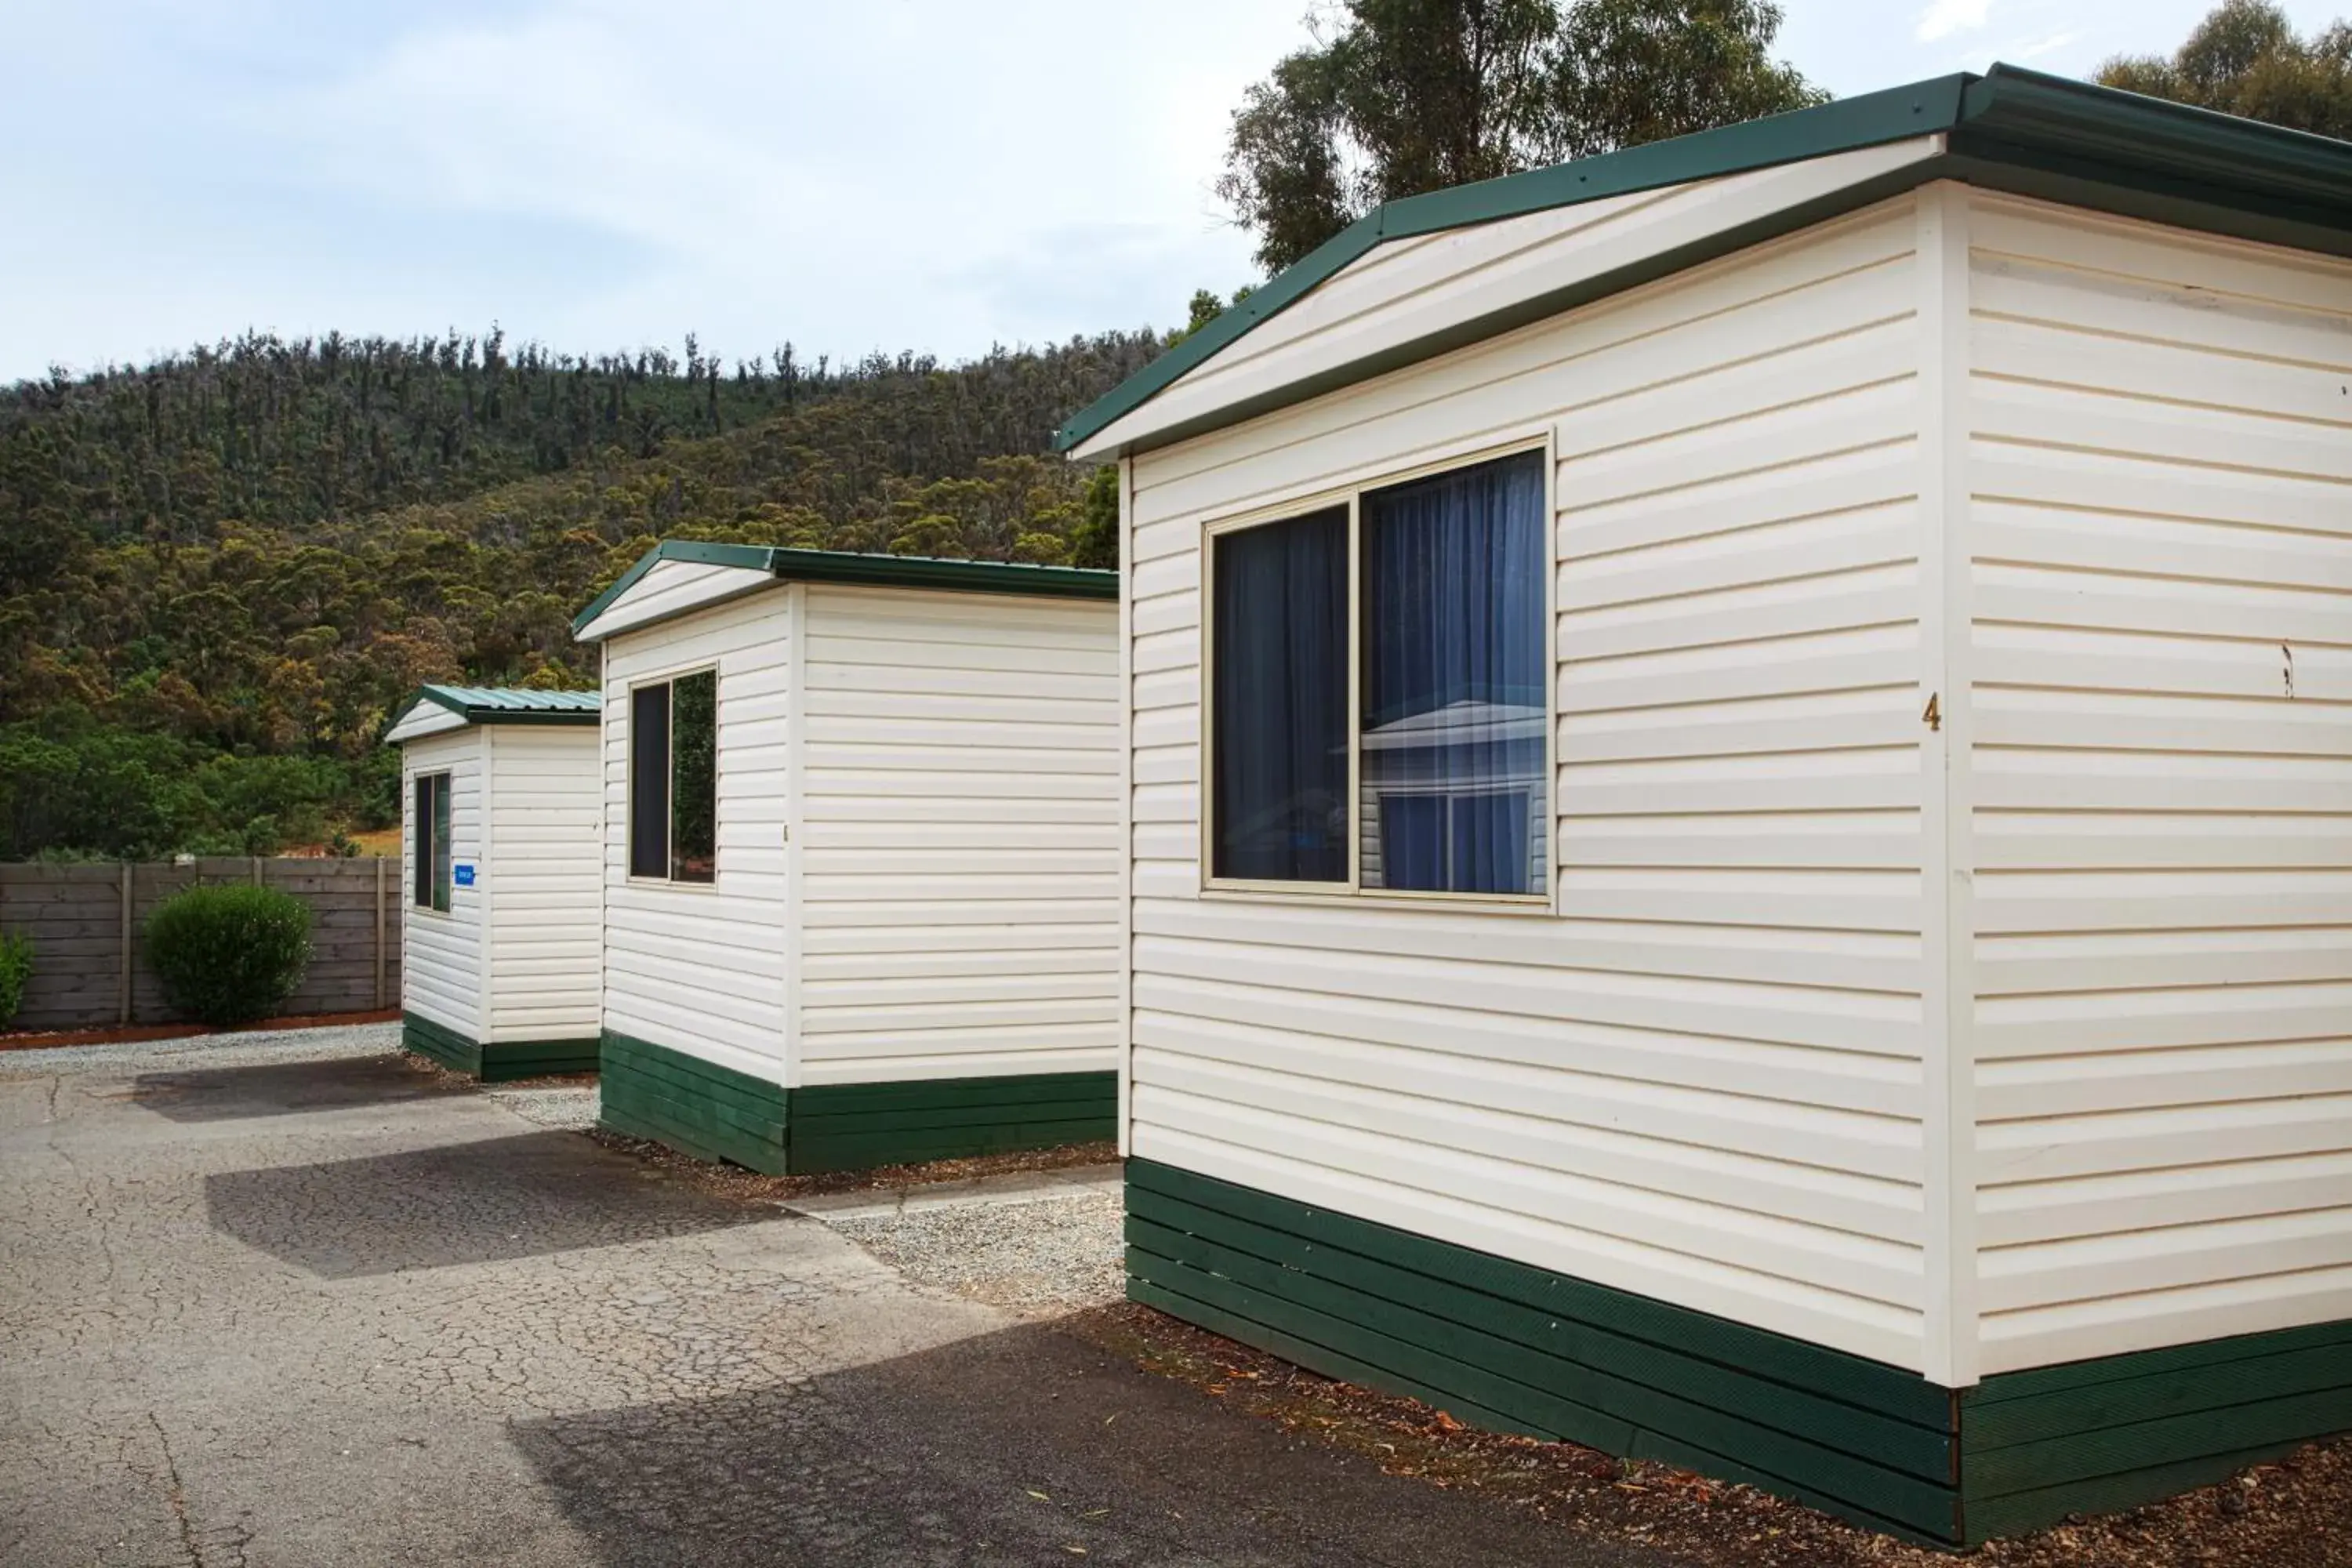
[
  {"x1": 1207, "y1": 446, "x2": 1548, "y2": 900},
  {"x1": 412, "y1": 771, "x2": 452, "y2": 913},
  {"x1": 630, "y1": 670, "x2": 717, "y2": 883}
]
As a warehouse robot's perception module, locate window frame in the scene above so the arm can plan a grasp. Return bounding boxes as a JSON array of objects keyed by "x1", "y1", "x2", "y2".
[
  {"x1": 1197, "y1": 433, "x2": 1556, "y2": 913},
  {"x1": 412, "y1": 769, "x2": 453, "y2": 915},
  {"x1": 626, "y1": 664, "x2": 720, "y2": 887}
]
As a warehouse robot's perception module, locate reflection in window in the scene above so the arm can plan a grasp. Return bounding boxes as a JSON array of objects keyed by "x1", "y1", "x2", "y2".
[
  {"x1": 1359, "y1": 451, "x2": 1548, "y2": 895},
  {"x1": 669, "y1": 670, "x2": 717, "y2": 883},
  {"x1": 629, "y1": 671, "x2": 717, "y2": 884}
]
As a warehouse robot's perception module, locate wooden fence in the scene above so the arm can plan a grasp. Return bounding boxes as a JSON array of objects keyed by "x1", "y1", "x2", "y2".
[{"x1": 0, "y1": 858, "x2": 401, "y2": 1033}]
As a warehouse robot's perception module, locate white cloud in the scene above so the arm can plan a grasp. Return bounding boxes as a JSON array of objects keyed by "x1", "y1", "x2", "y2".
[
  {"x1": 1, "y1": 0, "x2": 1307, "y2": 377},
  {"x1": 20, "y1": 0, "x2": 2349, "y2": 381},
  {"x1": 2008, "y1": 29, "x2": 2083, "y2": 60},
  {"x1": 1915, "y1": 0, "x2": 1994, "y2": 43},
  {"x1": 270, "y1": 0, "x2": 1305, "y2": 357}
]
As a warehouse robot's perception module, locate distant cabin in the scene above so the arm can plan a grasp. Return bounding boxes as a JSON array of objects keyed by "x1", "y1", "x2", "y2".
[
  {"x1": 1059, "y1": 66, "x2": 2352, "y2": 1548},
  {"x1": 570, "y1": 543, "x2": 1122, "y2": 1174},
  {"x1": 384, "y1": 685, "x2": 603, "y2": 1080}
]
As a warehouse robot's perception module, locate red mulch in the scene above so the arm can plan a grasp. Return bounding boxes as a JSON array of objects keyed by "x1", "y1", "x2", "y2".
[
  {"x1": 583, "y1": 1125, "x2": 1121, "y2": 1202},
  {"x1": 1068, "y1": 1303, "x2": 2352, "y2": 1568},
  {"x1": 0, "y1": 1008, "x2": 402, "y2": 1052}
]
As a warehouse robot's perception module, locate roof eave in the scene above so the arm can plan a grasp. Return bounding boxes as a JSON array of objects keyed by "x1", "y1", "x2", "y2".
[
  {"x1": 1054, "y1": 74, "x2": 1977, "y2": 459},
  {"x1": 1072, "y1": 138, "x2": 1951, "y2": 461},
  {"x1": 1060, "y1": 63, "x2": 2352, "y2": 463},
  {"x1": 572, "y1": 540, "x2": 1120, "y2": 644},
  {"x1": 459, "y1": 708, "x2": 600, "y2": 727},
  {"x1": 384, "y1": 684, "x2": 601, "y2": 741},
  {"x1": 763, "y1": 548, "x2": 1117, "y2": 601}
]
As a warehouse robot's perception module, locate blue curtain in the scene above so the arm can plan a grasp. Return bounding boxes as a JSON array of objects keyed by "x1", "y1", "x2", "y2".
[
  {"x1": 1360, "y1": 451, "x2": 1547, "y2": 895},
  {"x1": 1212, "y1": 508, "x2": 1348, "y2": 882}
]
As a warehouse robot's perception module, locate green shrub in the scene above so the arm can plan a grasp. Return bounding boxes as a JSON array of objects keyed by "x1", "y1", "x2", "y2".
[
  {"x1": 0, "y1": 930, "x2": 32, "y2": 1029},
  {"x1": 144, "y1": 884, "x2": 312, "y2": 1026}
]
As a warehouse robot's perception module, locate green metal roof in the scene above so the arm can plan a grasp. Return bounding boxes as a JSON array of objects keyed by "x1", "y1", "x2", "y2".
[
  {"x1": 1055, "y1": 63, "x2": 2352, "y2": 458},
  {"x1": 393, "y1": 684, "x2": 601, "y2": 731},
  {"x1": 570, "y1": 540, "x2": 1118, "y2": 638}
]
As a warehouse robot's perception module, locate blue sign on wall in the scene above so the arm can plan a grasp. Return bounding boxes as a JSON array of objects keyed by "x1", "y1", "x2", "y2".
[{"x1": 453, "y1": 864, "x2": 477, "y2": 887}]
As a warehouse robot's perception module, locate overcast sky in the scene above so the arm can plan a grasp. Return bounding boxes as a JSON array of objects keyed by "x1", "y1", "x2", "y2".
[{"x1": 3, "y1": 0, "x2": 2341, "y2": 383}]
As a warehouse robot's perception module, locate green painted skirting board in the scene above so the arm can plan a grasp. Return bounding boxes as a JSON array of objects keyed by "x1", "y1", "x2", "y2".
[
  {"x1": 1958, "y1": 1319, "x2": 2352, "y2": 1541},
  {"x1": 600, "y1": 1030, "x2": 789, "y2": 1173},
  {"x1": 1123, "y1": 1158, "x2": 2352, "y2": 1548},
  {"x1": 402, "y1": 1011, "x2": 477, "y2": 1076},
  {"x1": 597, "y1": 1030, "x2": 1115, "y2": 1176},
  {"x1": 401, "y1": 1013, "x2": 600, "y2": 1083}
]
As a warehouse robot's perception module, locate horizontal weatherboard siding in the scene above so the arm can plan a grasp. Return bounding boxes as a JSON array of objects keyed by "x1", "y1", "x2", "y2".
[
  {"x1": 1961, "y1": 192, "x2": 2352, "y2": 1375},
  {"x1": 401, "y1": 731, "x2": 483, "y2": 1037},
  {"x1": 1124, "y1": 1158, "x2": 1963, "y2": 1544},
  {"x1": 483, "y1": 723, "x2": 604, "y2": 1049},
  {"x1": 796, "y1": 584, "x2": 1123, "y2": 1089},
  {"x1": 599, "y1": 590, "x2": 793, "y2": 1080},
  {"x1": 1126, "y1": 197, "x2": 1939, "y2": 1373}
]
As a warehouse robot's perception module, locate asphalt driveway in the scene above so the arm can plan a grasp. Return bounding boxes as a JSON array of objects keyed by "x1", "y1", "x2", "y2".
[{"x1": 0, "y1": 1029, "x2": 1680, "y2": 1567}]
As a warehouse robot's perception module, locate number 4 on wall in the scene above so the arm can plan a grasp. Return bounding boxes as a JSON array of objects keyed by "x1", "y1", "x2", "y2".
[{"x1": 1922, "y1": 692, "x2": 1941, "y2": 732}]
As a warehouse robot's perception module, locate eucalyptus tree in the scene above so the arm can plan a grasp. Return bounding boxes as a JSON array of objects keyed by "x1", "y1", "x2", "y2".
[
  {"x1": 2099, "y1": 0, "x2": 2351, "y2": 140},
  {"x1": 1219, "y1": 0, "x2": 1824, "y2": 274}
]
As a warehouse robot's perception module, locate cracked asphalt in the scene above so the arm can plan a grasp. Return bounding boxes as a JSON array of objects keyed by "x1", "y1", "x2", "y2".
[{"x1": 1, "y1": 1030, "x2": 1676, "y2": 1567}]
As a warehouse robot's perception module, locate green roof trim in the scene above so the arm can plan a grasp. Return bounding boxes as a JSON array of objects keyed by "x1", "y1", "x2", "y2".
[
  {"x1": 570, "y1": 540, "x2": 1118, "y2": 638},
  {"x1": 1054, "y1": 64, "x2": 2352, "y2": 458},
  {"x1": 390, "y1": 684, "x2": 601, "y2": 735}
]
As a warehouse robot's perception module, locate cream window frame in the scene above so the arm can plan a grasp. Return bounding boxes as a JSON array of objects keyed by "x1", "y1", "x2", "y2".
[
  {"x1": 624, "y1": 663, "x2": 721, "y2": 889},
  {"x1": 1196, "y1": 432, "x2": 1558, "y2": 911},
  {"x1": 412, "y1": 768, "x2": 455, "y2": 917}
]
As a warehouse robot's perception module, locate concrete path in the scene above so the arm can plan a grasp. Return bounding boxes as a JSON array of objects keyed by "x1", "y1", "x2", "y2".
[{"x1": 0, "y1": 1032, "x2": 1679, "y2": 1567}]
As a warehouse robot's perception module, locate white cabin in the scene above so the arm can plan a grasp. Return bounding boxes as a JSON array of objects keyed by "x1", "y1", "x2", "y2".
[
  {"x1": 1062, "y1": 66, "x2": 2352, "y2": 1547},
  {"x1": 386, "y1": 685, "x2": 603, "y2": 1080},
  {"x1": 570, "y1": 545, "x2": 1123, "y2": 1174}
]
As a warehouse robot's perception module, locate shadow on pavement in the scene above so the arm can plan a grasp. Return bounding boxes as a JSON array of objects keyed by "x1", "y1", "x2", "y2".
[
  {"x1": 205, "y1": 1131, "x2": 769, "y2": 1278},
  {"x1": 509, "y1": 1317, "x2": 1682, "y2": 1568},
  {"x1": 130, "y1": 1054, "x2": 448, "y2": 1123}
]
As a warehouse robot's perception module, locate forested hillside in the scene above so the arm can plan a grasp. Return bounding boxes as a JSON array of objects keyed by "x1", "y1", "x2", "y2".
[{"x1": 1, "y1": 329, "x2": 1158, "y2": 859}]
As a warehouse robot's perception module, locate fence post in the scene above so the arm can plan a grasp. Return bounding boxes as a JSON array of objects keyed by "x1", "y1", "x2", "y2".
[
  {"x1": 251, "y1": 856, "x2": 263, "y2": 887},
  {"x1": 374, "y1": 856, "x2": 387, "y2": 1011},
  {"x1": 118, "y1": 862, "x2": 132, "y2": 1025}
]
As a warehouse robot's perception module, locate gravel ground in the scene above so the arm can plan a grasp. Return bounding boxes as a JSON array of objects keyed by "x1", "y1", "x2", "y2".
[
  {"x1": 822, "y1": 1187, "x2": 1127, "y2": 1316},
  {"x1": 483, "y1": 1076, "x2": 601, "y2": 1130},
  {"x1": 0, "y1": 1018, "x2": 401, "y2": 1077}
]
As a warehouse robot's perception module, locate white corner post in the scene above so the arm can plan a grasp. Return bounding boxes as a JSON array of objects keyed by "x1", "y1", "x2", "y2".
[
  {"x1": 1915, "y1": 178, "x2": 1980, "y2": 1390},
  {"x1": 1116, "y1": 454, "x2": 1136, "y2": 1161},
  {"x1": 782, "y1": 580, "x2": 808, "y2": 1091}
]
